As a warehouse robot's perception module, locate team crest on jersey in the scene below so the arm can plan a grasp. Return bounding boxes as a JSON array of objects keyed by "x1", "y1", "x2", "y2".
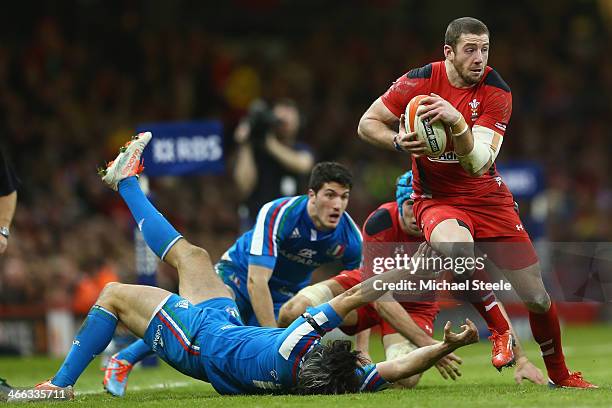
[
  {"x1": 469, "y1": 98, "x2": 480, "y2": 121},
  {"x1": 225, "y1": 306, "x2": 241, "y2": 320},
  {"x1": 327, "y1": 243, "x2": 346, "y2": 259}
]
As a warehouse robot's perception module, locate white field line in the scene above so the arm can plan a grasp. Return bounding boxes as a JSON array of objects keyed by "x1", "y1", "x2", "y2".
[{"x1": 77, "y1": 380, "x2": 196, "y2": 395}]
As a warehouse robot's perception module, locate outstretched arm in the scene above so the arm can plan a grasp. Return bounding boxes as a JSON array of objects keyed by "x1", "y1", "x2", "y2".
[
  {"x1": 376, "y1": 320, "x2": 478, "y2": 383},
  {"x1": 375, "y1": 299, "x2": 463, "y2": 380},
  {"x1": 329, "y1": 243, "x2": 433, "y2": 319}
]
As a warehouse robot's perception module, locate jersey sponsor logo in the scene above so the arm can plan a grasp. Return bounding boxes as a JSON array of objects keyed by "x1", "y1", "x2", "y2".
[
  {"x1": 174, "y1": 299, "x2": 189, "y2": 309},
  {"x1": 469, "y1": 98, "x2": 480, "y2": 121},
  {"x1": 428, "y1": 151, "x2": 459, "y2": 163},
  {"x1": 152, "y1": 324, "x2": 164, "y2": 351},
  {"x1": 297, "y1": 248, "x2": 317, "y2": 258},
  {"x1": 279, "y1": 249, "x2": 322, "y2": 267},
  {"x1": 290, "y1": 228, "x2": 301, "y2": 239},
  {"x1": 515, "y1": 224, "x2": 524, "y2": 231},
  {"x1": 327, "y1": 243, "x2": 346, "y2": 259},
  {"x1": 220, "y1": 324, "x2": 237, "y2": 330}
]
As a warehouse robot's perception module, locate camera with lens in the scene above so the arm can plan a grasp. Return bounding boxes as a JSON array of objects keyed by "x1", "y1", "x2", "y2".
[{"x1": 247, "y1": 99, "x2": 281, "y2": 146}]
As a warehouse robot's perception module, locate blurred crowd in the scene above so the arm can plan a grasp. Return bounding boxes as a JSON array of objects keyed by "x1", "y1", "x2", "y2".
[{"x1": 1, "y1": 0, "x2": 612, "y2": 312}]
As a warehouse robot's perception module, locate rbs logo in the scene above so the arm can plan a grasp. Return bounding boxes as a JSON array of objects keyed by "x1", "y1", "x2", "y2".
[{"x1": 152, "y1": 135, "x2": 223, "y2": 163}]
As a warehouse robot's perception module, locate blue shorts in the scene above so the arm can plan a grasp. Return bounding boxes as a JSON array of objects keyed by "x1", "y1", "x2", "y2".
[
  {"x1": 143, "y1": 294, "x2": 242, "y2": 381},
  {"x1": 215, "y1": 260, "x2": 291, "y2": 326}
]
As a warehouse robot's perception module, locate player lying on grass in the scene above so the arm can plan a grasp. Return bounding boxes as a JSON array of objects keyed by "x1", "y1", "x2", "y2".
[
  {"x1": 278, "y1": 171, "x2": 544, "y2": 387},
  {"x1": 103, "y1": 161, "x2": 363, "y2": 396},
  {"x1": 5, "y1": 133, "x2": 478, "y2": 401}
]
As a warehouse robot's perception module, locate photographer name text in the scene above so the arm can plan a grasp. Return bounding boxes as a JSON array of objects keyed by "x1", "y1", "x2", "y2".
[{"x1": 373, "y1": 279, "x2": 512, "y2": 292}]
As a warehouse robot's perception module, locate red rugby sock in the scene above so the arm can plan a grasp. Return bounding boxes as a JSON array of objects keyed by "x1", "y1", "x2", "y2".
[
  {"x1": 471, "y1": 291, "x2": 510, "y2": 334},
  {"x1": 528, "y1": 303, "x2": 570, "y2": 382},
  {"x1": 467, "y1": 268, "x2": 510, "y2": 334}
]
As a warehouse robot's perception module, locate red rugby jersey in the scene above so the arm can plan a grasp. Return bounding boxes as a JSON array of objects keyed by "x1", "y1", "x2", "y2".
[
  {"x1": 363, "y1": 201, "x2": 438, "y2": 315},
  {"x1": 381, "y1": 61, "x2": 512, "y2": 198}
]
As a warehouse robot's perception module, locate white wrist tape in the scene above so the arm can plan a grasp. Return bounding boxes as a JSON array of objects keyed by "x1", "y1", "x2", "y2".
[
  {"x1": 297, "y1": 283, "x2": 335, "y2": 306},
  {"x1": 456, "y1": 125, "x2": 502, "y2": 174}
]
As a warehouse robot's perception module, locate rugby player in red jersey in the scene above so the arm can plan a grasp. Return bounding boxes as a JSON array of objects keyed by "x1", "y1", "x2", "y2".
[
  {"x1": 278, "y1": 171, "x2": 545, "y2": 387},
  {"x1": 357, "y1": 17, "x2": 595, "y2": 388}
]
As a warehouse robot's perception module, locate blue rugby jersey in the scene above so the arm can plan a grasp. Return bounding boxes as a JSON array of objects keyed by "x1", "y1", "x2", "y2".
[
  {"x1": 200, "y1": 302, "x2": 389, "y2": 394},
  {"x1": 221, "y1": 195, "x2": 362, "y2": 299}
]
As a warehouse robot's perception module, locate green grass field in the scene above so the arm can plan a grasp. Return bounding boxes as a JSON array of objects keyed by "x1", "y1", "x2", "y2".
[{"x1": 2, "y1": 324, "x2": 610, "y2": 407}]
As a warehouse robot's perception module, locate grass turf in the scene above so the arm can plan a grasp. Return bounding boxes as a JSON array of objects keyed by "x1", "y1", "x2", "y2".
[{"x1": 2, "y1": 324, "x2": 610, "y2": 407}]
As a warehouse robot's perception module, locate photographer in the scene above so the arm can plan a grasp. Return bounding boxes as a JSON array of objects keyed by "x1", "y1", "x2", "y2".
[{"x1": 234, "y1": 99, "x2": 314, "y2": 228}]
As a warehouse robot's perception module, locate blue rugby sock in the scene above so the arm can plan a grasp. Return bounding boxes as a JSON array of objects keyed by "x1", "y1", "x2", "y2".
[
  {"x1": 118, "y1": 177, "x2": 182, "y2": 259},
  {"x1": 52, "y1": 305, "x2": 118, "y2": 387},
  {"x1": 115, "y1": 339, "x2": 153, "y2": 364}
]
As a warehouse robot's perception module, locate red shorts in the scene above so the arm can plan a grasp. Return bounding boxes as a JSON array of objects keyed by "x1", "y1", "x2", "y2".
[
  {"x1": 332, "y1": 269, "x2": 437, "y2": 337},
  {"x1": 339, "y1": 304, "x2": 436, "y2": 337},
  {"x1": 413, "y1": 189, "x2": 538, "y2": 270}
]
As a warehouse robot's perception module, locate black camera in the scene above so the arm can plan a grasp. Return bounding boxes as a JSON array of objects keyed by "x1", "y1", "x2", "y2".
[{"x1": 247, "y1": 100, "x2": 281, "y2": 144}]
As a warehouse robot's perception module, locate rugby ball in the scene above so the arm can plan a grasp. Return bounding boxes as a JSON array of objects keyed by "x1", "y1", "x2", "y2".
[{"x1": 405, "y1": 95, "x2": 448, "y2": 157}]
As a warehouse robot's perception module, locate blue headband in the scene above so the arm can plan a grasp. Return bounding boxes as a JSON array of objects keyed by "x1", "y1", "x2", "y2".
[{"x1": 396, "y1": 171, "x2": 414, "y2": 216}]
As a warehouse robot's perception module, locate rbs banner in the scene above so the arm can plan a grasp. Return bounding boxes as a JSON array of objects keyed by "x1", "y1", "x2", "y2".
[{"x1": 136, "y1": 121, "x2": 224, "y2": 177}]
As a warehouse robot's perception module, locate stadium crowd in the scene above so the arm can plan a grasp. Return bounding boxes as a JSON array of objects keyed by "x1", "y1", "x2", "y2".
[{"x1": 0, "y1": 1, "x2": 611, "y2": 318}]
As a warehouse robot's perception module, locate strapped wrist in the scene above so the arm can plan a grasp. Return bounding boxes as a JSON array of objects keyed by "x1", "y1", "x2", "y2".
[{"x1": 450, "y1": 116, "x2": 469, "y2": 137}]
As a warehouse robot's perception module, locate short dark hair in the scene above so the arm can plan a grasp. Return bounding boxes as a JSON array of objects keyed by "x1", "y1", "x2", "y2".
[
  {"x1": 444, "y1": 17, "x2": 489, "y2": 50},
  {"x1": 308, "y1": 162, "x2": 353, "y2": 192},
  {"x1": 294, "y1": 340, "x2": 367, "y2": 395}
]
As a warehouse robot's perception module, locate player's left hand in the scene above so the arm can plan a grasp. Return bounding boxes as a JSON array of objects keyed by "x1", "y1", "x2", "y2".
[
  {"x1": 434, "y1": 351, "x2": 463, "y2": 380},
  {"x1": 418, "y1": 93, "x2": 462, "y2": 126},
  {"x1": 514, "y1": 356, "x2": 546, "y2": 385}
]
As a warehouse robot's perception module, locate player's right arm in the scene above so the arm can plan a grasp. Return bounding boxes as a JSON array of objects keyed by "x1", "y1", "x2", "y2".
[
  {"x1": 358, "y1": 98, "x2": 426, "y2": 155},
  {"x1": 375, "y1": 320, "x2": 478, "y2": 383},
  {"x1": 248, "y1": 196, "x2": 302, "y2": 327},
  {"x1": 247, "y1": 265, "x2": 277, "y2": 327}
]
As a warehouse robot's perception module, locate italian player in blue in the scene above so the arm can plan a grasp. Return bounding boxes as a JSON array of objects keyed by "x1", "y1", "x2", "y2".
[
  {"x1": 6, "y1": 133, "x2": 479, "y2": 401},
  {"x1": 103, "y1": 155, "x2": 363, "y2": 396},
  {"x1": 217, "y1": 160, "x2": 363, "y2": 327}
]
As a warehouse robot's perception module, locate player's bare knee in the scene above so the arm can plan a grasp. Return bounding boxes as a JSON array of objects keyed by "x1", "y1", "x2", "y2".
[
  {"x1": 278, "y1": 299, "x2": 302, "y2": 327},
  {"x1": 524, "y1": 293, "x2": 551, "y2": 313},
  {"x1": 178, "y1": 244, "x2": 211, "y2": 272},
  {"x1": 97, "y1": 282, "x2": 122, "y2": 310}
]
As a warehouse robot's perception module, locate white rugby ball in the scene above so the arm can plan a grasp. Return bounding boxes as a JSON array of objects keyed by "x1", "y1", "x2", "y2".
[{"x1": 405, "y1": 95, "x2": 448, "y2": 157}]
